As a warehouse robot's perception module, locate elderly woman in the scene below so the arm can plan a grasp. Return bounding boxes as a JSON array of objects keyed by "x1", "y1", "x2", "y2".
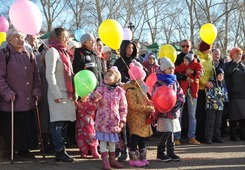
[
  {"x1": 0, "y1": 28, "x2": 41, "y2": 159},
  {"x1": 223, "y1": 47, "x2": 245, "y2": 141},
  {"x1": 45, "y1": 27, "x2": 76, "y2": 162}
]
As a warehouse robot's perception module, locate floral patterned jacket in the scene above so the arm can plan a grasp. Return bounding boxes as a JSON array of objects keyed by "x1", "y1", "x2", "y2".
[{"x1": 92, "y1": 83, "x2": 128, "y2": 133}]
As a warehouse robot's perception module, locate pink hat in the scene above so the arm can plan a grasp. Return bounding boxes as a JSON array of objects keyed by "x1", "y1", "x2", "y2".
[{"x1": 128, "y1": 61, "x2": 146, "y2": 81}]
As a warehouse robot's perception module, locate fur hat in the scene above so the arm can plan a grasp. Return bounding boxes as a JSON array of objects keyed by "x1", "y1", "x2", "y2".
[
  {"x1": 7, "y1": 28, "x2": 26, "y2": 42},
  {"x1": 80, "y1": 33, "x2": 94, "y2": 45},
  {"x1": 67, "y1": 39, "x2": 80, "y2": 50},
  {"x1": 128, "y1": 61, "x2": 146, "y2": 81},
  {"x1": 199, "y1": 41, "x2": 212, "y2": 52},
  {"x1": 184, "y1": 53, "x2": 194, "y2": 63},
  {"x1": 216, "y1": 67, "x2": 224, "y2": 76},
  {"x1": 107, "y1": 66, "x2": 121, "y2": 83},
  {"x1": 229, "y1": 47, "x2": 243, "y2": 58},
  {"x1": 159, "y1": 57, "x2": 175, "y2": 71}
]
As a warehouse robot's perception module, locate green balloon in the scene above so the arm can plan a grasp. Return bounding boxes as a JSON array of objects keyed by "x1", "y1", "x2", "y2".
[{"x1": 74, "y1": 70, "x2": 97, "y2": 97}]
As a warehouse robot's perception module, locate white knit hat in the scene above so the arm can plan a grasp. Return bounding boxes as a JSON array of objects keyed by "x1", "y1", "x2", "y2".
[
  {"x1": 159, "y1": 57, "x2": 175, "y2": 71},
  {"x1": 67, "y1": 39, "x2": 80, "y2": 50}
]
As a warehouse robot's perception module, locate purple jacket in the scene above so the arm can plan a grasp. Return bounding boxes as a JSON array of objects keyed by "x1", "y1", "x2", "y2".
[
  {"x1": 0, "y1": 44, "x2": 41, "y2": 112},
  {"x1": 93, "y1": 83, "x2": 127, "y2": 133}
]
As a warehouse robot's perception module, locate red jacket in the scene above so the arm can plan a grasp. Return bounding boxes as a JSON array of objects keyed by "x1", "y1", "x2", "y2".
[{"x1": 175, "y1": 58, "x2": 202, "y2": 98}]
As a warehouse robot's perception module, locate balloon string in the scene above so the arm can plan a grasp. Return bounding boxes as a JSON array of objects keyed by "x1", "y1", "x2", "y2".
[
  {"x1": 118, "y1": 55, "x2": 149, "y2": 101},
  {"x1": 75, "y1": 76, "x2": 93, "y2": 94},
  {"x1": 38, "y1": 37, "x2": 92, "y2": 94}
]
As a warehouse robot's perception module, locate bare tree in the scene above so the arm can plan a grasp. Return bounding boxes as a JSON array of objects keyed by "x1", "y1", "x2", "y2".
[{"x1": 39, "y1": 0, "x2": 67, "y2": 32}]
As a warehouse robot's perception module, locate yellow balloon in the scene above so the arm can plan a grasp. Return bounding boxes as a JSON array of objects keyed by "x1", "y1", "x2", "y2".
[
  {"x1": 0, "y1": 32, "x2": 6, "y2": 45},
  {"x1": 200, "y1": 23, "x2": 217, "y2": 45},
  {"x1": 98, "y1": 19, "x2": 123, "y2": 50},
  {"x1": 158, "y1": 44, "x2": 177, "y2": 63}
]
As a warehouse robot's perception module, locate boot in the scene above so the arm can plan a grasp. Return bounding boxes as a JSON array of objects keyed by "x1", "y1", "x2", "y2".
[
  {"x1": 230, "y1": 121, "x2": 239, "y2": 141},
  {"x1": 118, "y1": 146, "x2": 127, "y2": 161},
  {"x1": 90, "y1": 146, "x2": 100, "y2": 159},
  {"x1": 101, "y1": 152, "x2": 111, "y2": 170},
  {"x1": 240, "y1": 127, "x2": 245, "y2": 140},
  {"x1": 157, "y1": 132, "x2": 171, "y2": 162},
  {"x1": 128, "y1": 150, "x2": 146, "y2": 167},
  {"x1": 109, "y1": 152, "x2": 123, "y2": 168},
  {"x1": 139, "y1": 148, "x2": 149, "y2": 166},
  {"x1": 55, "y1": 149, "x2": 74, "y2": 162},
  {"x1": 166, "y1": 137, "x2": 180, "y2": 161}
]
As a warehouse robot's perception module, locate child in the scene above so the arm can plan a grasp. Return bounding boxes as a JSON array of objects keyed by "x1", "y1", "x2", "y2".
[
  {"x1": 152, "y1": 57, "x2": 185, "y2": 162},
  {"x1": 123, "y1": 61, "x2": 155, "y2": 167},
  {"x1": 142, "y1": 52, "x2": 159, "y2": 77},
  {"x1": 174, "y1": 53, "x2": 202, "y2": 145},
  {"x1": 205, "y1": 68, "x2": 228, "y2": 144},
  {"x1": 175, "y1": 53, "x2": 203, "y2": 98},
  {"x1": 91, "y1": 66, "x2": 127, "y2": 170},
  {"x1": 75, "y1": 97, "x2": 100, "y2": 158}
]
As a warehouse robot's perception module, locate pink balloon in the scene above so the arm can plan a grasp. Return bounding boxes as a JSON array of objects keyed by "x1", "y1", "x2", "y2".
[
  {"x1": 146, "y1": 73, "x2": 157, "y2": 95},
  {"x1": 123, "y1": 27, "x2": 132, "y2": 40},
  {"x1": 0, "y1": 16, "x2": 9, "y2": 32},
  {"x1": 9, "y1": 0, "x2": 42, "y2": 35}
]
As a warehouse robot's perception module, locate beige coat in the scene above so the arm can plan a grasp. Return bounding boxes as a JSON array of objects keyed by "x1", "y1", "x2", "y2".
[{"x1": 124, "y1": 82, "x2": 153, "y2": 138}]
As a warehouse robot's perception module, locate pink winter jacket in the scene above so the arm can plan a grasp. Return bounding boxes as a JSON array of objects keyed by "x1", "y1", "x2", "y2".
[{"x1": 93, "y1": 83, "x2": 128, "y2": 133}]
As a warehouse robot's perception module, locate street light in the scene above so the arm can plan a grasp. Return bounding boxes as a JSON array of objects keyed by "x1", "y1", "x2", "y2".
[{"x1": 128, "y1": 22, "x2": 135, "y2": 31}]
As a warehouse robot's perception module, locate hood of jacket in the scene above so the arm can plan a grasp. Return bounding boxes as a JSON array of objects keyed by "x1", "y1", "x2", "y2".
[{"x1": 119, "y1": 40, "x2": 137, "y2": 59}]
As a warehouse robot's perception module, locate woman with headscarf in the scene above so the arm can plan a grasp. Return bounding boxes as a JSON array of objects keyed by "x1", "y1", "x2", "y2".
[{"x1": 45, "y1": 27, "x2": 76, "y2": 162}]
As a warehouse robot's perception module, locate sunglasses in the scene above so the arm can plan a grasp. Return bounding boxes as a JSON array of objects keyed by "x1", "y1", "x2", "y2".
[{"x1": 181, "y1": 45, "x2": 190, "y2": 48}]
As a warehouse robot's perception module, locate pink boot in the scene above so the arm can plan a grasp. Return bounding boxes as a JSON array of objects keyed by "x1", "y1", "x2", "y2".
[
  {"x1": 101, "y1": 152, "x2": 111, "y2": 170},
  {"x1": 128, "y1": 151, "x2": 146, "y2": 167},
  {"x1": 109, "y1": 152, "x2": 123, "y2": 168},
  {"x1": 139, "y1": 148, "x2": 150, "y2": 165},
  {"x1": 90, "y1": 146, "x2": 100, "y2": 159}
]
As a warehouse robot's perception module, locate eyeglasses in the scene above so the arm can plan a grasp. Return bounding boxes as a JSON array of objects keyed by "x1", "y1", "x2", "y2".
[{"x1": 181, "y1": 45, "x2": 190, "y2": 48}]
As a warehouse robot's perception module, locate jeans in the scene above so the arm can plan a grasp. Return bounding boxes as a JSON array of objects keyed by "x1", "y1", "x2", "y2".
[
  {"x1": 50, "y1": 121, "x2": 69, "y2": 151},
  {"x1": 175, "y1": 92, "x2": 197, "y2": 139}
]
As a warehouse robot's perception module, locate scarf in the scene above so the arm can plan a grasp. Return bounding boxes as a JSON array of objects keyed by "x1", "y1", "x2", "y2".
[
  {"x1": 48, "y1": 30, "x2": 74, "y2": 99},
  {"x1": 157, "y1": 73, "x2": 176, "y2": 85}
]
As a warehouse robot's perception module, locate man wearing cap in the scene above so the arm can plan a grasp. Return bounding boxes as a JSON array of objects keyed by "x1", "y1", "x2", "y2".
[{"x1": 0, "y1": 28, "x2": 41, "y2": 159}]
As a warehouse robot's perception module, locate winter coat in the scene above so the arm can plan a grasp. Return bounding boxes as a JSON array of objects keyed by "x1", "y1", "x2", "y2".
[
  {"x1": 0, "y1": 43, "x2": 41, "y2": 112},
  {"x1": 195, "y1": 51, "x2": 213, "y2": 90},
  {"x1": 143, "y1": 61, "x2": 159, "y2": 77},
  {"x1": 114, "y1": 40, "x2": 137, "y2": 83},
  {"x1": 75, "y1": 99, "x2": 98, "y2": 148},
  {"x1": 93, "y1": 83, "x2": 127, "y2": 133},
  {"x1": 152, "y1": 76, "x2": 185, "y2": 119},
  {"x1": 73, "y1": 47, "x2": 105, "y2": 84},
  {"x1": 123, "y1": 82, "x2": 153, "y2": 138},
  {"x1": 205, "y1": 81, "x2": 228, "y2": 111},
  {"x1": 223, "y1": 61, "x2": 245, "y2": 121},
  {"x1": 175, "y1": 58, "x2": 203, "y2": 98},
  {"x1": 45, "y1": 48, "x2": 76, "y2": 122}
]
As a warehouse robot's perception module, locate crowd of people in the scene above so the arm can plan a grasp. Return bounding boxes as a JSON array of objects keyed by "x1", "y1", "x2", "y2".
[{"x1": 0, "y1": 27, "x2": 244, "y2": 170}]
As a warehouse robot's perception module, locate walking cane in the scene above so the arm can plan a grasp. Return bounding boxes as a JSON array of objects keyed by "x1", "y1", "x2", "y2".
[
  {"x1": 35, "y1": 100, "x2": 45, "y2": 159},
  {"x1": 10, "y1": 100, "x2": 14, "y2": 163}
]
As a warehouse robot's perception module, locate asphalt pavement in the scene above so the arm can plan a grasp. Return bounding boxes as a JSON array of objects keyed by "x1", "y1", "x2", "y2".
[{"x1": 0, "y1": 132, "x2": 245, "y2": 170}]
